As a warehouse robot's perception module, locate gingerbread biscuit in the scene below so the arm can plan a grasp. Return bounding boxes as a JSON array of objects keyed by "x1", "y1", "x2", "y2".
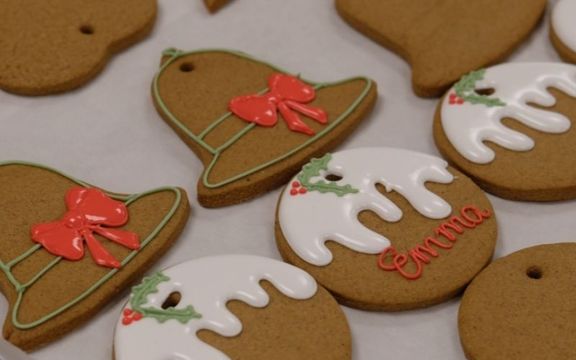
[
  {"x1": 0, "y1": 162, "x2": 189, "y2": 350},
  {"x1": 459, "y1": 243, "x2": 576, "y2": 360},
  {"x1": 0, "y1": 0, "x2": 157, "y2": 95},
  {"x1": 434, "y1": 63, "x2": 576, "y2": 201},
  {"x1": 551, "y1": 0, "x2": 576, "y2": 63},
  {"x1": 114, "y1": 255, "x2": 350, "y2": 359},
  {"x1": 275, "y1": 148, "x2": 497, "y2": 311},
  {"x1": 203, "y1": 0, "x2": 232, "y2": 13},
  {"x1": 335, "y1": 0, "x2": 546, "y2": 97},
  {"x1": 152, "y1": 48, "x2": 377, "y2": 207}
]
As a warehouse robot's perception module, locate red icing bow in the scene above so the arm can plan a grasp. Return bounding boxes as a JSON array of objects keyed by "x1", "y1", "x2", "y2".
[
  {"x1": 229, "y1": 73, "x2": 328, "y2": 135},
  {"x1": 31, "y1": 187, "x2": 139, "y2": 269}
]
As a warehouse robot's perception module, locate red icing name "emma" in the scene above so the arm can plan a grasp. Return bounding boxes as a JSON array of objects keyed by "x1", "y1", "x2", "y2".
[{"x1": 377, "y1": 205, "x2": 491, "y2": 280}]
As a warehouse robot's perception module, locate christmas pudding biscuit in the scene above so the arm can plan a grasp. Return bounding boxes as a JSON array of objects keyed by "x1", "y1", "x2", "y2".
[
  {"x1": 152, "y1": 48, "x2": 377, "y2": 208},
  {"x1": 459, "y1": 243, "x2": 576, "y2": 360},
  {"x1": 0, "y1": 0, "x2": 157, "y2": 95},
  {"x1": 335, "y1": 0, "x2": 546, "y2": 97},
  {"x1": 434, "y1": 63, "x2": 576, "y2": 201},
  {"x1": 275, "y1": 148, "x2": 497, "y2": 311},
  {"x1": 551, "y1": 0, "x2": 576, "y2": 63},
  {"x1": 0, "y1": 162, "x2": 189, "y2": 350},
  {"x1": 114, "y1": 255, "x2": 350, "y2": 360}
]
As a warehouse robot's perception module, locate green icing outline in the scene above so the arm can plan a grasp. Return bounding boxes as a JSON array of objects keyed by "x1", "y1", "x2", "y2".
[
  {"x1": 0, "y1": 161, "x2": 183, "y2": 330},
  {"x1": 129, "y1": 272, "x2": 201, "y2": 324},
  {"x1": 152, "y1": 48, "x2": 374, "y2": 189},
  {"x1": 453, "y1": 69, "x2": 506, "y2": 107},
  {"x1": 297, "y1": 153, "x2": 359, "y2": 196}
]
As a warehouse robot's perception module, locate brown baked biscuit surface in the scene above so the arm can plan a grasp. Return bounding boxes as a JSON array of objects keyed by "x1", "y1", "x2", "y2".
[
  {"x1": 0, "y1": 0, "x2": 157, "y2": 95},
  {"x1": 459, "y1": 243, "x2": 576, "y2": 360},
  {"x1": 275, "y1": 148, "x2": 497, "y2": 311},
  {"x1": 0, "y1": 162, "x2": 189, "y2": 350},
  {"x1": 113, "y1": 255, "x2": 350, "y2": 360},
  {"x1": 203, "y1": 0, "x2": 232, "y2": 13},
  {"x1": 152, "y1": 48, "x2": 377, "y2": 208},
  {"x1": 434, "y1": 63, "x2": 576, "y2": 201},
  {"x1": 335, "y1": 0, "x2": 546, "y2": 97}
]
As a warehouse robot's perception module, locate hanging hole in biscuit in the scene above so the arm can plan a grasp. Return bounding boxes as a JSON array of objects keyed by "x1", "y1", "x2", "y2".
[
  {"x1": 161, "y1": 291, "x2": 182, "y2": 309},
  {"x1": 474, "y1": 88, "x2": 495, "y2": 96},
  {"x1": 325, "y1": 173, "x2": 343, "y2": 182},
  {"x1": 79, "y1": 25, "x2": 94, "y2": 35},
  {"x1": 180, "y1": 62, "x2": 195, "y2": 72},
  {"x1": 526, "y1": 266, "x2": 542, "y2": 280}
]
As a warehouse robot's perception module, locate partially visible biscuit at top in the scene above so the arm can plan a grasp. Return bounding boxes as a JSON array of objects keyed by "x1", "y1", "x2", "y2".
[
  {"x1": 335, "y1": 0, "x2": 546, "y2": 97},
  {"x1": 0, "y1": 0, "x2": 157, "y2": 95}
]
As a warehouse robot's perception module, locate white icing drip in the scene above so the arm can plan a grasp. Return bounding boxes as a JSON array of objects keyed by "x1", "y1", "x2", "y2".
[
  {"x1": 553, "y1": 0, "x2": 576, "y2": 52},
  {"x1": 441, "y1": 63, "x2": 576, "y2": 164},
  {"x1": 114, "y1": 255, "x2": 318, "y2": 360},
  {"x1": 278, "y1": 148, "x2": 454, "y2": 266}
]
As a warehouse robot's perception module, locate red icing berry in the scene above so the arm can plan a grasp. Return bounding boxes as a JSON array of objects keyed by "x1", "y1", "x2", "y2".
[
  {"x1": 292, "y1": 181, "x2": 300, "y2": 188},
  {"x1": 290, "y1": 189, "x2": 298, "y2": 196},
  {"x1": 299, "y1": 187, "x2": 307, "y2": 194},
  {"x1": 449, "y1": 93, "x2": 457, "y2": 100},
  {"x1": 123, "y1": 308, "x2": 133, "y2": 316},
  {"x1": 449, "y1": 99, "x2": 456, "y2": 105},
  {"x1": 122, "y1": 317, "x2": 132, "y2": 326},
  {"x1": 457, "y1": 98, "x2": 464, "y2": 104},
  {"x1": 133, "y1": 312, "x2": 143, "y2": 321}
]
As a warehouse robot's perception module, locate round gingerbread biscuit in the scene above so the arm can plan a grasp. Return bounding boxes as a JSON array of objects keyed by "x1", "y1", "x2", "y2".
[
  {"x1": 551, "y1": 0, "x2": 576, "y2": 64},
  {"x1": 459, "y1": 243, "x2": 576, "y2": 360},
  {"x1": 114, "y1": 255, "x2": 350, "y2": 360},
  {"x1": 275, "y1": 147, "x2": 497, "y2": 311},
  {"x1": 434, "y1": 63, "x2": 576, "y2": 201}
]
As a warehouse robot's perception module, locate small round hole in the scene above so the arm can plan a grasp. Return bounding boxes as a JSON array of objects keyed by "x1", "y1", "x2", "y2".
[
  {"x1": 474, "y1": 88, "x2": 495, "y2": 96},
  {"x1": 526, "y1": 266, "x2": 542, "y2": 280},
  {"x1": 179, "y1": 62, "x2": 195, "y2": 72},
  {"x1": 161, "y1": 291, "x2": 182, "y2": 309},
  {"x1": 325, "y1": 173, "x2": 342, "y2": 182},
  {"x1": 79, "y1": 25, "x2": 94, "y2": 35}
]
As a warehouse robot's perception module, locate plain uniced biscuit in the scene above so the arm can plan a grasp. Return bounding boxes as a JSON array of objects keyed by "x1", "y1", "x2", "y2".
[
  {"x1": 335, "y1": 0, "x2": 546, "y2": 97},
  {"x1": 0, "y1": 0, "x2": 157, "y2": 95},
  {"x1": 459, "y1": 243, "x2": 576, "y2": 360}
]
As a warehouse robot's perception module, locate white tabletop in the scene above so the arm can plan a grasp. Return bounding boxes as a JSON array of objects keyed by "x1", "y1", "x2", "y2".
[{"x1": 0, "y1": 0, "x2": 573, "y2": 359}]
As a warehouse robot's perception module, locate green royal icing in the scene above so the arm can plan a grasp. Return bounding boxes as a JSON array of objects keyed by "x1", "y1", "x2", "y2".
[
  {"x1": 130, "y1": 272, "x2": 201, "y2": 324},
  {"x1": 153, "y1": 48, "x2": 374, "y2": 189},
  {"x1": 297, "y1": 153, "x2": 358, "y2": 196},
  {"x1": 454, "y1": 69, "x2": 506, "y2": 107},
  {"x1": 0, "y1": 161, "x2": 183, "y2": 330}
]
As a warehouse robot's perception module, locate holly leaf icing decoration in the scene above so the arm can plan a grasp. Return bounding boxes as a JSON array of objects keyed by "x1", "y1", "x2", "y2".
[
  {"x1": 130, "y1": 272, "x2": 201, "y2": 324},
  {"x1": 297, "y1": 153, "x2": 359, "y2": 196},
  {"x1": 454, "y1": 69, "x2": 506, "y2": 107}
]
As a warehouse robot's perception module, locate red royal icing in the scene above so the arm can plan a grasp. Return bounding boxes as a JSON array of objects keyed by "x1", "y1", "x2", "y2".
[
  {"x1": 377, "y1": 205, "x2": 491, "y2": 280},
  {"x1": 228, "y1": 73, "x2": 328, "y2": 135},
  {"x1": 31, "y1": 187, "x2": 140, "y2": 269}
]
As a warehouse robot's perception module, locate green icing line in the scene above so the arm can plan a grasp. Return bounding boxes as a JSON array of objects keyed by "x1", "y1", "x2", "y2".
[
  {"x1": 297, "y1": 154, "x2": 359, "y2": 196},
  {"x1": 0, "y1": 161, "x2": 183, "y2": 330},
  {"x1": 130, "y1": 272, "x2": 201, "y2": 324},
  {"x1": 152, "y1": 48, "x2": 374, "y2": 189},
  {"x1": 454, "y1": 69, "x2": 506, "y2": 107}
]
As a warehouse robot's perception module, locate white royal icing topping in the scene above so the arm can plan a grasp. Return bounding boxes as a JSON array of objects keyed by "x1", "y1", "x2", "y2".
[
  {"x1": 114, "y1": 255, "x2": 318, "y2": 360},
  {"x1": 553, "y1": 0, "x2": 576, "y2": 53},
  {"x1": 441, "y1": 63, "x2": 576, "y2": 164},
  {"x1": 278, "y1": 147, "x2": 454, "y2": 266}
]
